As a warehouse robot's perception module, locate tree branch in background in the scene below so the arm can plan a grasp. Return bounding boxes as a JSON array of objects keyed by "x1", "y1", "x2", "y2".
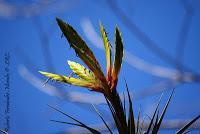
[
  {"x1": 175, "y1": 0, "x2": 194, "y2": 72},
  {"x1": 106, "y1": 0, "x2": 198, "y2": 75},
  {"x1": 0, "y1": 0, "x2": 79, "y2": 18}
]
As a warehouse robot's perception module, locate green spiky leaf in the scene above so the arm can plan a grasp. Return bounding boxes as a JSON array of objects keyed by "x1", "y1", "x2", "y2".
[
  {"x1": 152, "y1": 89, "x2": 174, "y2": 133},
  {"x1": 125, "y1": 81, "x2": 135, "y2": 134},
  {"x1": 111, "y1": 27, "x2": 124, "y2": 90},
  {"x1": 176, "y1": 115, "x2": 200, "y2": 134},
  {"x1": 100, "y1": 23, "x2": 112, "y2": 79},
  {"x1": 39, "y1": 71, "x2": 100, "y2": 90},
  {"x1": 136, "y1": 106, "x2": 141, "y2": 134},
  {"x1": 48, "y1": 105, "x2": 100, "y2": 134},
  {"x1": 92, "y1": 104, "x2": 113, "y2": 134},
  {"x1": 56, "y1": 18, "x2": 99, "y2": 66},
  {"x1": 145, "y1": 93, "x2": 163, "y2": 134},
  {"x1": 56, "y1": 18, "x2": 108, "y2": 88},
  {"x1": 67, "y1": 60, "x2": 96, "y2": 82}
]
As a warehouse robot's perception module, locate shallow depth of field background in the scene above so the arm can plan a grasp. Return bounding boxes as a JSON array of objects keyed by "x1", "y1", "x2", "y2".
[{"x1": 0, "y1": 0, "x2": 200, "y2": 133}]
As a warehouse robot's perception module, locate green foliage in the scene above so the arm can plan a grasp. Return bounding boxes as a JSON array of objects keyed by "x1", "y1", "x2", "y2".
[{"x1": 39, "y1": 18, "x2": 199, "y2": 134}]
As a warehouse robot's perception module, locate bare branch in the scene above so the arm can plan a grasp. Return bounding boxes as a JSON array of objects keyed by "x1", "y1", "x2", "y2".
[{"x1": 0, "y1": 0, "x2": 79, "y2": 18}]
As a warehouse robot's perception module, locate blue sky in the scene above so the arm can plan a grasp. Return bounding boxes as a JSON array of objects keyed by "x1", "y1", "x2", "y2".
[{"x1": 0, "y1": 0, "x2": 200, "y2": 133}]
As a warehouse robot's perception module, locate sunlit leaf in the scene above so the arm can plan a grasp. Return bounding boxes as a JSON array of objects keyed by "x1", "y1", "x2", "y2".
[
  {"x1": 100, "y1": 22, "x2": 112, "y2": 80},
  {"x1": 67, "y1": 60, "x2": 96, "y2": 82},
  {"x1": 56, "y1": 18, "x2": 108, "y2": 87},
  {"x1": 39, "y1": 71, "x2": 100, "y2": 91}
]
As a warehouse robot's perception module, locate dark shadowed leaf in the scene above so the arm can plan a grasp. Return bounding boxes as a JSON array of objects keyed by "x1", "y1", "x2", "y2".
[
  {"x1": 176, "y1": 115, "x2": 200, "y2": 134},
  {"x1": 0, "y1": 129, "x2": 8, "y2": 134},
  {"x1": 48, "y1": 105, "x2": 100, "y2": 134},
  {"x1": 152, "y1": 89, "x2": 174, "y2": 133},
  {"x1": 125, "y1": 80, "x2": 135, "y2": 134},
  {"x1": 56, "y1": 18, "x2": 98, "y2": 66},
  {"x1": 145, "y1": 93, "x2": 163, "y2": 134},
  {"x1": 111, "y1": 27, "x2": 124, "y2": 90},
  {"x1": 92, "y1": 104, "x2": 113, "y2": 134},
  {"x1": 136, "y1": 105, "x2": 141, "y2": 134}
]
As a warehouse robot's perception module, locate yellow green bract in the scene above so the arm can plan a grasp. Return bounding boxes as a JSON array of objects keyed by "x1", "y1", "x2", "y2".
[
  {"x1": 67, "y1": 60, "x2": 96, "y2": 82},
  {"x1": 100, "y1": 22, "x2": 112, "y2": 80},
  {"x1": 39, "y1": 71, "x2": 91, "y2": 87}
]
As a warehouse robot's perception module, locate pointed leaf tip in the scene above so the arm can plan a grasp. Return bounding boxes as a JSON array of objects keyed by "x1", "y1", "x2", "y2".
[
  {"x1": 100, "y1": 22, "x2": 112, "y2": 80},
  {"x1": 111, "y1": 26, "x2": 124, "y2": 90},
  {"x1": 56, "y1": 18, "x2": 107, "y2": 87},
  {"x1": 38, "y1": 71, "x2": 98, "y2": 90},
  {"x1": 67, "y1": 60, "x2": 97, "y2": 83}
]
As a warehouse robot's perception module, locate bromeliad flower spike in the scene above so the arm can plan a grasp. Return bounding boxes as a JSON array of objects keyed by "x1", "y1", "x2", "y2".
[
  {"x1": 39, "y1": 18, "x2": 123, "y2": 96},
  {"x1": 39, "y1": 17, "x2": 128, "y2": 132},
  {"x1": 39, "y1": 18, "x2": 200, "y2": 134}
]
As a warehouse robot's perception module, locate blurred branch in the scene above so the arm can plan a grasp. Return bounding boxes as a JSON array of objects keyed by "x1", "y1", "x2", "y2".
[
  {"x1": 134, "y1": 80, "x2": 177, "y2": 100},
  {"x1": 80, "y1": 18, "x2": 177, "y2": 80},
  {"x1": 7, "y1": 1, "x2": 199, "y2": 132},
  {"x1": 0, "y1": 129, "x2": 8, "y2": 134},
  {"x1": 125, "y1": 0, "x2": 135, "y2": 17},
  {"x1": 105, "y1": 0, "x2": 198, "y2": 74},
  {"x1": 106, "y1": 0, "x2": 179, "y2": 67},
  {"x1": 176, "y1": 0, "x2": 194, "y2": 71},
  {"x1": 0, "y1": 0, "x2": 79, "y2": 18},
  {"x1": 16, "y1": 47, "x2": 38, "y2": 71},
  {"x1": 32, "y1": 17, "x2": 55, "y2": 72},
  {"x1": 80, "y1": 18, "x2": 200, "y2": 100},
  {"x1": 54, "y1": 122, "x2": 115, "y2": 134},
  {"x1": 80, "y1": 18, "x2": 200, "y2": 83}
]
